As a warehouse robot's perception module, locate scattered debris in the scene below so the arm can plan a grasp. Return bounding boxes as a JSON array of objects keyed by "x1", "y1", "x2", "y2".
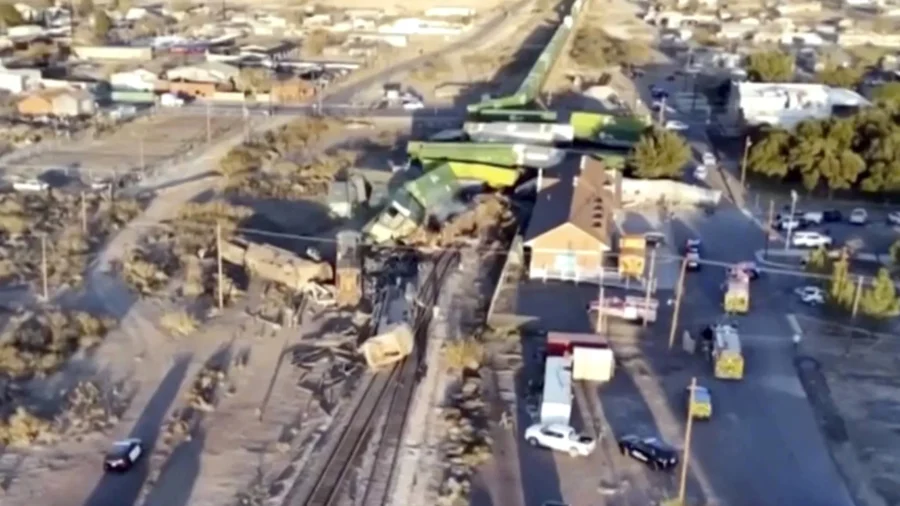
[
  {"x1": 443, "y1": 338, "x2": 485, "y2": 372},
  {"x1": 160, "y1": 309, "x2": 200, "y2": 337},
  {"x1": 437, "y1": 374, "x2": 492, "y2": 506},
  {"x1": 405, "y1": 194, "x2": 516, "y2": 248}
]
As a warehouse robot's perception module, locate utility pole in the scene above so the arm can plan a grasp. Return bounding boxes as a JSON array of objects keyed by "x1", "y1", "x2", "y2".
[
  {"x1": 80, "y1": 191, "x2": 87, "y2": 234},
  {"x1": 764, "y1": 199, "x2": 774, "y2": 259},
  {"x1": 41, "y1": 234, "x2": 48, "y2": 301},
  {"x1": 740, "y1": 136, "x2": 751, "y2": 189},
  {"x1": 784, "y1": 190, "x2": 798, "y2": 252},
  {"x1": 206, "y1": 100, "x2": 212, "y2": 144},
  {"x1": 643, "y1": 248, "x2": 657, "y2": 328},
  {"x1": 243, "y1": 101, "x2": 251, "y2": 141},
  {"x1": 668, "y1": 258, "x2": 689, "y2": 350},
  {"x1": 139, "y1": 137, "x2": 145, "y2": 174},
  {"x1": 216, "y1": 222, "x2": 224, "y2": 309},
  {"x1": 851, "y1": 275, "x2": 864, "y2": 319},
  {"x1": 677, "y1": 377, "x2": 698, "y2": 505}
]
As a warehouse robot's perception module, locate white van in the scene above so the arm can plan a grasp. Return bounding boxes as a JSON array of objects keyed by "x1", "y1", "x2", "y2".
[{"x1": 792, "y1": 231, "x2": 833, "y2": 248}]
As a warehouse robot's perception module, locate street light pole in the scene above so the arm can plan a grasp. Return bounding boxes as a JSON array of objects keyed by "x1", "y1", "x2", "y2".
[
  {"x1": 740, "y1": 136, "x2": 752, "y2": 189},
  {"x1": 784, "y1": 190, "x2": 798, "y2": 252},
  {"x1": 677, "y1": 377, "x2": 698, "y2": 504}
]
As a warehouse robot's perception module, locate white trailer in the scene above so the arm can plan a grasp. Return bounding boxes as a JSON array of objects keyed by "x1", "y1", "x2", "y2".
[
  {"x1": 588, "y1": 295, "x2": 659, "y2": 323},
  {"x1": 541, "y1": 355, "x2": 573, "y2": 426}
]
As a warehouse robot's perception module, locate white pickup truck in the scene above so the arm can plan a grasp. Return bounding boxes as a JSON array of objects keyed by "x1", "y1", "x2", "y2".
[{"x1": 525, "y1": 423, "x2": 596, "y2": 457}]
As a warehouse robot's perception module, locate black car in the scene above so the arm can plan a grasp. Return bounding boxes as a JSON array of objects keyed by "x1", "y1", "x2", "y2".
[
  {"x1": 822, "y1": 209, "x2": 843, "y2": 223},
  {"x1": 618, "y1": 435, "x2": 679, "y2": 471},
  {"x1": 104, "y1": 438, "x2": 144, "y2": 472}
]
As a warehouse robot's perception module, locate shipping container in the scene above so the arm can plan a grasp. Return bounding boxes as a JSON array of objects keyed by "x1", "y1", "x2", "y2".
[
  {"x1": 541, "y1": 355, "x2": 573, "y2": 426},
  {"x1": 572, "y1": 346, "x2": 614, "y2": 382},
  {"x1": 464, "y1": 121, "x2": 575, "y2": 144}
]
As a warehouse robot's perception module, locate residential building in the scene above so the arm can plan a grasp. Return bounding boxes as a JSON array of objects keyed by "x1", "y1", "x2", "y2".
[
  {"x1": 73, "y1": 45, "x2": 154, "y2": 61},
  {"x1": 524, "y1": 156, "x2": 618, "y2": 283},
  {"x1": 167, "y1": 80, "x2": 217, "y2": 98},
  {"x1": 270, "y1": 77, "x2": 315, "y2": 103},
  {"x1": 12, "y1": 3, "x2": 40, "y2": 22},
  {"x1": 109, "y1": 68, "x2": 160, "y2": 91},
  {"x1": 838, "y1": 31, "x2": 900, "y2": 47},
  {"x1": 7, "y1": 25, "x2": 44, "y2": 40},
  {"x1": 728, "y1": 81, "x2": 870, "y2": 129},
  {"x1": 165, "y1": 61, "x2": 239, "y2": 86},
  {"x1": 17, "y1": 88, "x2": 95, "y2": 117},
  {"x1": 0, "y1": 67, "x2": 40, "y2": 93},
  {"x1": 775, "y1": 1, "x2": 822, "y2": 15}
]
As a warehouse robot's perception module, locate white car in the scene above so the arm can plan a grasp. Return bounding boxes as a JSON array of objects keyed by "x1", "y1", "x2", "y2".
[
  {"x1": 664, "y1": 120, "x2": 689, "y2": 131},
  {"x1": 402, "y1": 101, "x2": 424, "y2": 110},
  {"x1": 888, "y1": 211, "x2": 900, "y2": 226},
  {"x1": 525, "y1": 423, "x2": 596, "y2": 457},
  {"x1": 801, "y1": 211, "x2": 824, "y2": 225},
  {"x1": 792, "y1": 231, "x2": 833, "y2": 248},
  {"x1": 795, "y1": 286, "x2": 825, "y2": 305},
  {"x1": 849, "y1": 208, "x2": 868, "y2": 225},
  {"x1": 777, "y1": 216, "x2": 802, "y2": 231},
  {"x1": 11, "y1": 179, "x2": 48, "y2": 192},
  {"x1": 702, "y1": 152, "x2": 716, "y2": 166},
  {"x1": 693, "y1": 164, "x2": 708, "y2": 180}
]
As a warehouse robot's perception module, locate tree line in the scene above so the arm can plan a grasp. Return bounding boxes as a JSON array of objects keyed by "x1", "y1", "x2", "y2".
[
  {"x1": 746, "y1": 106, "x2": 900, "y2": 194},
  {"x1": 806, "y1": 248, "x2": 900, "y2": 319}
]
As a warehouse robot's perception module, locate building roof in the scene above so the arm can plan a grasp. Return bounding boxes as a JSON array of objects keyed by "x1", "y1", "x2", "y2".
[
  {"x1": 166, "y1": 61, "x2": 239, "y2": 81},
  {"x1": 524, "y1": 155, "x2": 616, "y2": 248},
  {"x1": 736, "y1": 81, "x2": 871, "y2": 109},
  {"x1": 20, "y1": 87, "x2": 89, "y2": 103}
]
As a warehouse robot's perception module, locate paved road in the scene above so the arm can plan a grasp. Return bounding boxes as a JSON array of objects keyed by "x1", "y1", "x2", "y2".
[{"x1": 670, "y1": 206, "x2": 857, "y2": 506}]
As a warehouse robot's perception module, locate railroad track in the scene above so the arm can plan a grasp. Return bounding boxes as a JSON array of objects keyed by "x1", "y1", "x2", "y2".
[{"x1": 295, "y1": 251, "x2": 458, "y2": 506}]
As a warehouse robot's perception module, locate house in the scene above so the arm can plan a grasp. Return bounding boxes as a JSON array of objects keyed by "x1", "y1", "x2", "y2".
[
  {"x1": 524, "y1": 156, "x2": 618, "y2": 283},
  {"x1": 166, "y1": 80, "x2": 217, "y2": 98},
  {"x1": 17, "y1": 88, "x2": 95, "y2": 117},
  {"x1": 728, "y1": 81, "x2": 871, "y2": 129},
  {"x1": 270, "y1": 77, "x2": 315, "y2": 103},
  {"x1": 239, "y1": 41, "x2": 295, "y2": 60},
  {"x1": 165, "y1": 61, "x2": 239, "y2": 86},
  {"x1": 109, "y1": 68, "x2": 160, "y2": 91},
  {"x1": 12, "y1": 3, "x2": 41, "y2": 22},
  {"x1": 0, "y1": 67, "x2": 41, "y2": 93},
  {"x1": 73, "y1": 45, "x2": 154, "y2": 61}
]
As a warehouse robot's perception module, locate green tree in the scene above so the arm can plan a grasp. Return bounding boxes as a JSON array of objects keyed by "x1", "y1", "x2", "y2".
[
  {"x1": 77, "y1": 0, "x2": 95, "y2": 17},
  {"x1": 628, "y1": 127, "x2": 691, "y2": 179},
  {"x1": 746, "y1": 51, "x2": 794, "y2": 82},
  {"x1": 747, "y1": 128, "x2": 791, "y2": 178},
  {"x1": 816, "y1": 64, "x2": 863, "y2": 89},
  {"x1": 829, "y1": 252, "x2": 856, "y2": 310},
  {"x1": 859, "y1": 268, "x2": 900, "y2": 318},
  {"x1": 93, "y1": 11, "x2": 112, "y2": 40},
  {"x1": 787, "y1": 119, "x2": 865, "y2": 192},
  {"x1": 0, "y1": 4, "x2": 25, "y2": 27},
  {"x1": 871, "y1": 82, "x2": 900, "y2": 108},
  {"x1": 890, "y1": 240, "x2": 900, "y2": 266},
  {"x1": 860, "y1": 128, "x2": 900, "y2": 192},
  {"x1": 805, "y1": 246, "x2": 830, "y2": 274}
]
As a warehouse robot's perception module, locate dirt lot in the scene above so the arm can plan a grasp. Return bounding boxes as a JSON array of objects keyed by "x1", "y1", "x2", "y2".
[
  {"x1": 4, "y1": 113, "x2": 242, "y2": 177},
  {"x1": 795, "y1": 314, "x2": 900, "y2": 506}
]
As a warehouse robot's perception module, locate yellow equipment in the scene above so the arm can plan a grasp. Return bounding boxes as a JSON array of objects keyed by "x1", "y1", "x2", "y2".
[
  {"x1": 618, "y1": 235, "x2": 646, "y2": 278},
  {"x1": 687, "y1": 385, "x2": 712, "y2": 420},
  {"x1": 723, "y1": 269, "x2": 750, "y2": 314},
  {"x1": 712, "y1": 324, "x2": 744, "y2": 380}
]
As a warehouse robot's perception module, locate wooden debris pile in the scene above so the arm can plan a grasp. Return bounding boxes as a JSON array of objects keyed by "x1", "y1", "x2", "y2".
[{"x1": 406, "y1": 194, "x2": 516, "y2": 248}]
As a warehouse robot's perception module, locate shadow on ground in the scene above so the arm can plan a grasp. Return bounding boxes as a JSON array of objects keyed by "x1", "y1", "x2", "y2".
[{"x1": 81, "y1": 354, "x2": 192, "y2": 506}]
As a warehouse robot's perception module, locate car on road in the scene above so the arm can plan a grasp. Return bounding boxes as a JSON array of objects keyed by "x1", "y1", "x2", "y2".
[
  {"x1": 795, "y1": 286, "x2": 825, "y2": 305},
  {"x1": 702, "y1": 152, "x2": 716, "y2": 166},
  {"x1": 402, "y1": 101, "x2": 424, "y2": 110},
  {"x1": 525, "y1": 424, "x2": 596, "y2": 457},
  {"x1": 665, "y1": 120, "x2": 689, "y2": 131},
  {"x1": 792, "y1": 231, "x2": 833, "y2": 248},
  {"x1": 11, "y1": 178, "x2": 49, "y2": 192},
  {"x1": 644, "y1": 231, "x2": 666, "y2": 248},
  {"x1": 888, "y1": 210, "x2": 900, "y2": 226},
  {"x1": 693, "y1": 164, "x2": 708, "y2": 180},
  {"x1": 732, "y1": 261, "x2": 761, "y2": 280},
  {"x1": 687, "y1": 385, "x2": 712, "y2": 420},
  {"x1": 104, "y1": 438, "x2": 144, "y2": 472},
  {"x1": 686, "y1": 250, "x2": 701, "y2": 271},
  {"x1": 849, "y1": 208, "x2": 868, "y2": 225},
  {"x1": 618, "y1": 435, "x2": 678, "y2": 471},
  {"x1": 684, "y1": 238, "x2": 702, "y2": 253}
]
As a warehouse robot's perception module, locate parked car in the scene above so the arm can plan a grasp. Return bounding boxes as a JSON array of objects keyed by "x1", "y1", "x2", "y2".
[
  {"x1": 795, "y1": 286, "x2": 825, "y2": 305},
  {"x1": 11, "y1": 179, "x2": 49, "y2": 192},
  {"x1": 822, "y1": 209, "x2": 843, "y2": 223},
  {"x1": 792, "y1": 231, "x2": 833, "y2": 248},
  {"x1": 776, "y1": 216, "x2": 803, "y2": 231},
  {"x1": 618, "y1": 435, "x2": 679, "y2": 471},
  {"x1": 888, "y1": 210, "x2": 900, "y2": 226},
  {"x1": 104, "y1": 438, "x2": 144, "y2": 472},
  {"x1": 693, "y1": 164, "x2": 708, "y2": 180},
  {"x1": 849, "y1": 208, "x2": 868, "y2": 225},
  {"x1": 801, "y1": 211, "x2": 824, "y2": 225},
  {"x1": 702, "y1": 152, "x2": 716, "y2": 166},
  {"x1": 684, "y1": 238, "x2": 702, "y2": 253},
  {"x1": 665, "y1": 120, "x2": 689, "y2": 131},
  {"x1": 525, "y1": 424, "x2": 596, "y2": 457},
  {"x1": 644, "y1": 232, "x2": 666, "y2": 248},
  {"x1": 402, "y1": 100, "x2": 424, "y2": 110}
]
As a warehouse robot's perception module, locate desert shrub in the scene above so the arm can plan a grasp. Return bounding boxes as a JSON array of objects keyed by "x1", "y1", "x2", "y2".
[
  {"x1": 0, "y1": 407, "x2": 56, "y2": 447},
  {"x1": 443, "y1": 338, "x2": 485, "y2": 372},
  {"x1": 160, "y1": 310, "x2": 199, "y2": 337}
]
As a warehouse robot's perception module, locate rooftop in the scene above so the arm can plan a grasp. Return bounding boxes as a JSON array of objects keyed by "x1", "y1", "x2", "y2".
[{"x1": 736, "y1": 81, "x2": 871, "y2": 108}]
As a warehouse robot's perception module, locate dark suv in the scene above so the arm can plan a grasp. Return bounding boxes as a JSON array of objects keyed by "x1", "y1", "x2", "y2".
[{"x1": 618, "y1": 435, "x2": 679, "y2": 471}]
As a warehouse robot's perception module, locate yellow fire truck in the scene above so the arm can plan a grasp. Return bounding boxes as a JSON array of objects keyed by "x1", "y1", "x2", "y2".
[
  {"x1": 723, "y1": 269, "x2": 750, "y2": 314},
  {"x1": 712, "y1": 324, "x2": 744, "y2": 380}
]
